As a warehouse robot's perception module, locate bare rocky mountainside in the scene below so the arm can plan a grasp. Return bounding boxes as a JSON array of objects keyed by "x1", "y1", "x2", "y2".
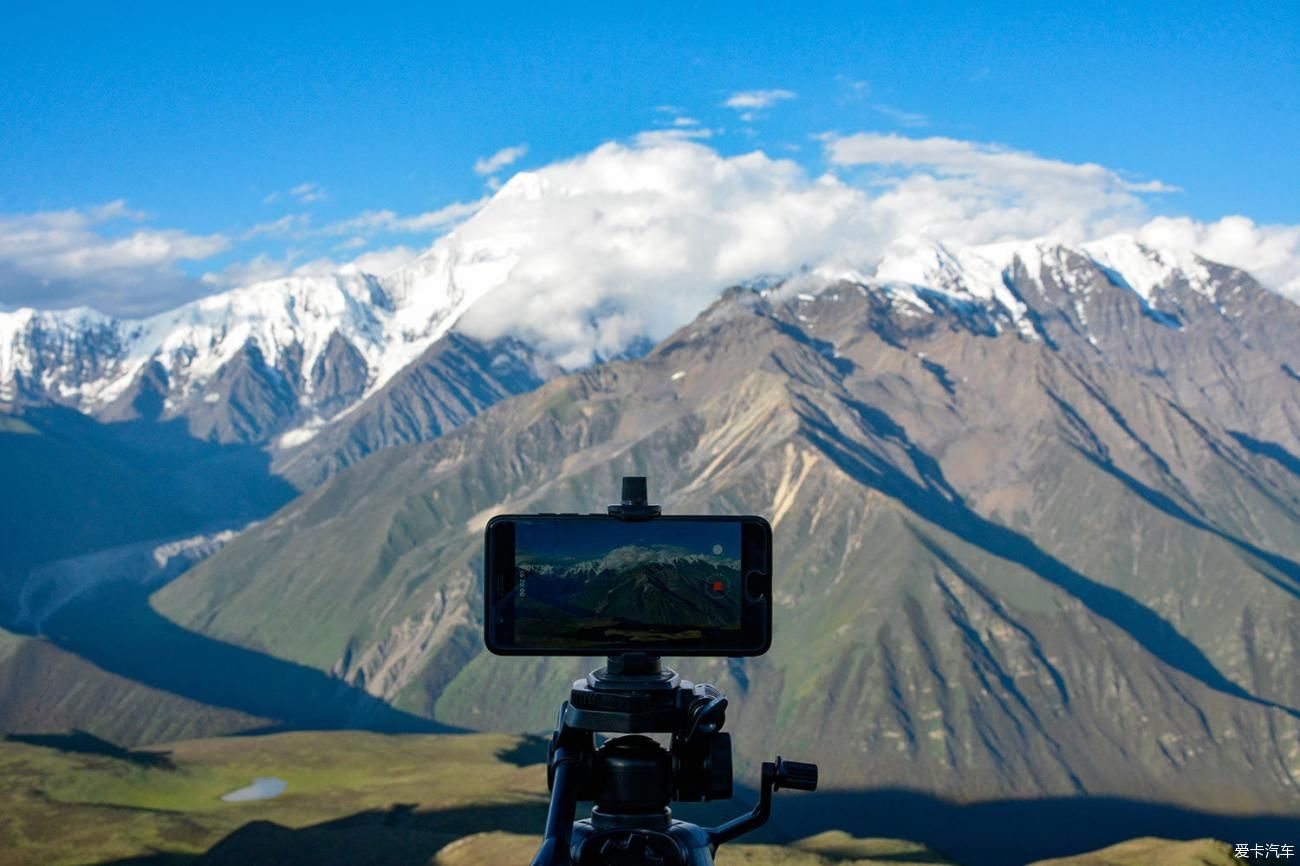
[
  {"x1": 143, "y1": 238, "x2": 1300, "y2": 816},
  {"x1": 3, "y1": 234, "x2": 1299, "y2": 862}
]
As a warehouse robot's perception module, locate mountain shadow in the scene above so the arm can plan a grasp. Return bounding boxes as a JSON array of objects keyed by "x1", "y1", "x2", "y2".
[
  {"x1": 1036, "y1": 389, "x2": 1300, "y2": 598},
  {"x1": 797, "y1": 394, "x2": 1299, "y2": 719},
  {"x1": 0, "y1": 404, "x2": 296, "y2": 588},
  {"x1": 42, "y1": 583, "x2": 447, "y2": 738},
  {"x1": 4, "y1": 729, "x2": 176, "y2": 768},
  {"x1": 494, "y1": 733, "x2": 550, "y2": 767},
  {"x1": 88, "y1": 801, "x2": 550, "y2": 866},
  {"x1": 763, "y1": 788, "x2": 1300, "y2": 866},
  {"x1": 82, "y1": 790, "x2": 1300, "y2": 866},
  {"x1": 1077, "y1": 448, "x2": 1300, "y2": 600},
  {"x1": 1227, "y1": 430, "x2": 1300, "y2": 479}
]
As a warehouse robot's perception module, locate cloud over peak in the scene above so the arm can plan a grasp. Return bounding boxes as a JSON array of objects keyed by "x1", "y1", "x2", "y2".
[
  {"x1": 453, "y1": 139, "x2": 867, "y2": 366},
  {"x1": 5, "y1": 133, "x2": 1297, "y2": 341},
  {"x1": 445, "y1": 134, "x2": 1299, "y2": 365}
]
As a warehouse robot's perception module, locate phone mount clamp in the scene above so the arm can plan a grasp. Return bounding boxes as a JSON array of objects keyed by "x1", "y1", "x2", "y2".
[{"x1": 529, "y1": 476, "x2": 818, "y2": 866}]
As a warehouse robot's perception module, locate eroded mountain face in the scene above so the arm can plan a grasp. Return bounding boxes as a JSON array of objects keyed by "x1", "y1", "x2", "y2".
[
  {"x1": 152, "y1": 242, "x2": 1300, "y2": 811},
  {"x1": 271, "y1": 332, "x2": 557, "y2": 488}
]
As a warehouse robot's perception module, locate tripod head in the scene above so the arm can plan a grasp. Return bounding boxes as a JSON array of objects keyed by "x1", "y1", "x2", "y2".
[{"x1": 529, "y1": 477, "x2": 818, "y2": 866}]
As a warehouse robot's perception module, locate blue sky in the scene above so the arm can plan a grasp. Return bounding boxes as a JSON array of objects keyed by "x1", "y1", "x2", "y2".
[{"x1": 1, "y1": 1, "x2": 1297, "y2": 314}]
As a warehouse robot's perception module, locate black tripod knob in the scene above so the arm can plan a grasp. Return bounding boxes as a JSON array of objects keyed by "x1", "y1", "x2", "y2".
[
  {"x1": 594, "y1": 833, "x2": 672, "y2": 866},
  {"x1": 773, "y1": 757, "x2": 818, "y2": 792}
]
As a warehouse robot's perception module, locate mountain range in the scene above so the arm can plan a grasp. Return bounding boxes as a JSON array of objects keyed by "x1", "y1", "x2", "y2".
[
  {"x1": 5, "y1": 229, "x2": 1294, "y2": 456},
  {"x1": 517, "y1": 544, "x2": 743, "y2": 639},
  {"x1": 1, "y1": 221, "x2": 1298, "y2": 839}
]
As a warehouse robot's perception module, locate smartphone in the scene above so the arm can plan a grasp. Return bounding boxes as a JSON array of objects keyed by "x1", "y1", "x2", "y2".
[{"x1": 484, "y1": 514, "x2": 772, "y2": 656}]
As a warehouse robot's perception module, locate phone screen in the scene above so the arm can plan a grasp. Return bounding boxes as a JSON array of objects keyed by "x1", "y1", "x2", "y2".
[{"x1": 485, "y1": 515, "x2": 771, "y2": 656}]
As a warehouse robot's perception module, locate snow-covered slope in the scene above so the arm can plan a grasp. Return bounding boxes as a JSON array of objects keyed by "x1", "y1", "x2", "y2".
[
  {"x1": 0, "y1": 220, "x2": 1286, "y2": 448},
  {"x1": 867, "y1": 234, "x2": 1229, "y2": 335},
  {"x1": 0, "y1": 227, "x2": 517, "y2": 439},
  {"x1": 2, "y1": 264, "x2": 464, "y2": 408}
]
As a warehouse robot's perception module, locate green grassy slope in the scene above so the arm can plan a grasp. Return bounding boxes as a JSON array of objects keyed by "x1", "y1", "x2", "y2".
[
  {"x1": 0, "y1": 729, "x2": 957, "y2": 866},
  {"x1": 1025, "y1": 837, "x2": 1239, "y2": 866},
  {"x1": 0, "y1": 730, "x2": 543, "y2": 866},
  {"x1": 0, "y1": 726, "x2": 1252, "y2": 866}
]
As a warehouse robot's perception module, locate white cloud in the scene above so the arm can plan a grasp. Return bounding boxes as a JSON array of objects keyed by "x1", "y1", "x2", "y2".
[
  {"x1": 0, "y1": 202, "x2": 229, "y2": 315},
  {"x1": 8, "y1": 133, "x2": 1296, "y2": 359},
  {"x1": 634, "y1": 127, "x2": 715, "y2": 146},
  {"x1": 242, "y1": 213, "x2": 310, "y2": 240},
  {"x1": 822, "y1": 132, "x2": 1175, "y2": 244},
  {"x1": 474, "y1": 144, "x2": 529, "y2": 176},
  {"x1": 201, "y1": 244, "x2": 421, "y2": 289},
  {"x1": 872, "y1": 104, "x2": 929, "y2": 128},
  {"x1": 394, "y1": 200, "x2": 488, "y2": 232},
  {"x1": 825, "y1": 132, "x2": 1179, "y2": 193},
  {"x1": 83, "y1": 200, "x2": 150, "y2": 222},
  {"x1": 835, "y1": 76, "x2": 870, "y2": 97},
  {"x1": 200, "y1": 200, "x2": 483, "y2": 293},
  {"x1": 724, "y1": 89, "x2": 796, "y2": 110},
  {"x1": 672, "y1": 116, "x2": 700, "y2": 127},
  {"x1": 345, "y1": 245, "x2": 420, "y2": 277},
  {"x1": 261, "y1": 183, "x2": 326, "y2": 206},
  {"x1": 317, "y1": 199, "x2": 487, "y2": 237},
  {"x1": 289, "y1": 181, "x2": 328, "y2": 203},
  {"x1": 231, "y1": 200, "x2": 485, "y2": 248},
  {"x1": 6, "y1": 192, "x2": 461, "y2": 305},
  {"x1": 446, "y1": 136, "x2": 1297, "y2": 367},
  {"x1": 201, "y1": 252, "x2": 301, "y2": 288},
  {"x1": 1135, "y1": 215, "x2": 1300, "y2": 301},
  {"x1": 453, "y1": 140, "x2": 874, "y2": 367}
]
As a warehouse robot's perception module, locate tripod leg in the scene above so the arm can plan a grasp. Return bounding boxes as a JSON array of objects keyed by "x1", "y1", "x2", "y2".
[{"x1": 531, "y1": 745, "x2": 580, "y2": 866}]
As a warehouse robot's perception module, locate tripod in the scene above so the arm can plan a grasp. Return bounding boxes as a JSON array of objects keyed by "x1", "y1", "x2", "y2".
[{"x1": 529, "y1": 478, "x2": 818, "y2": 866}]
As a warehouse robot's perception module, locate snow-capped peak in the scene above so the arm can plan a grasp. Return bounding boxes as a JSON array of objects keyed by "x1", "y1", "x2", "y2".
[
  {"x1": 0, "y1": 216, "x2": 521, "y2": 418},
  {"x1": 871, "y1": 235, "x2": 1035, "y2": 336},
  {"x1": 862, "y1": 232, "x2": 1230, "y2": 336},
  {"x1": 1083, "y1": 234, "x2": 1214, "y2": 301},
  {"x1": 875, "y1": 235, "x2": 1028, "y2": 312}
]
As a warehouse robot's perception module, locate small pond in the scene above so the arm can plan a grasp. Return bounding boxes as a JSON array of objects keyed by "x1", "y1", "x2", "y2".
[{"x1": 220, "y1": 776, "x2": 288, "y2": 802}]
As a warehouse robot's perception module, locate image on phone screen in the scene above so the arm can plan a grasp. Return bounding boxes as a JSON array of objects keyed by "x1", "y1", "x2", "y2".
[{"x1": 512, "y1": 518, "x2": 743, "y2": 647}]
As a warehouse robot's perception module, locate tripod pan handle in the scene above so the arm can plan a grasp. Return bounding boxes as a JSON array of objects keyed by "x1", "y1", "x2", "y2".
[{"x1": 774, "y1": 757, "x2": 818, "y2": 792}]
